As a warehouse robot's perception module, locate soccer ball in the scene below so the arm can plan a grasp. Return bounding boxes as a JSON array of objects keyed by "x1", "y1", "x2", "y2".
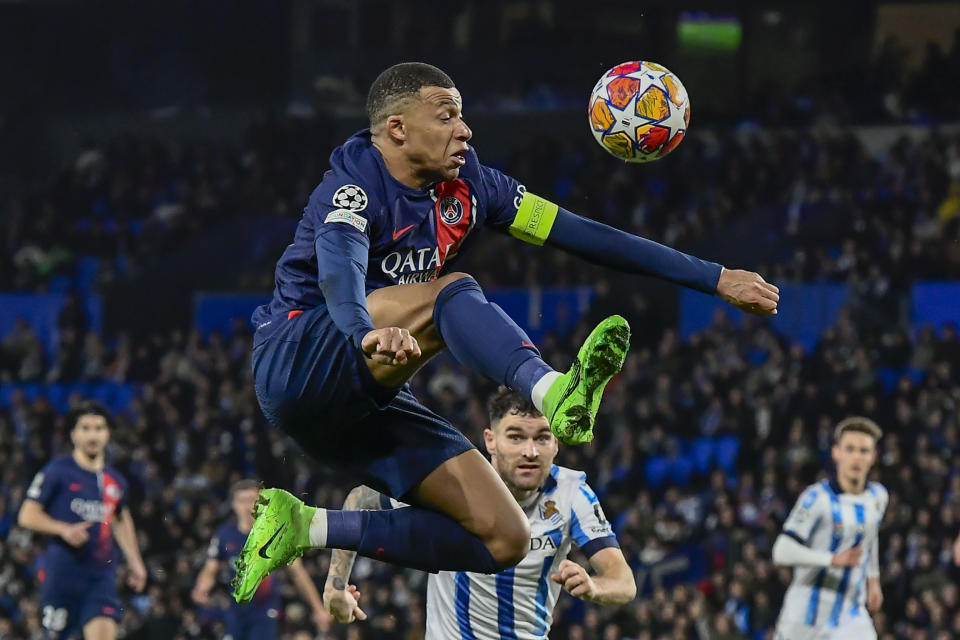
[{"x1": 588, "y1": 61, "x2": 690, "y2": 163}]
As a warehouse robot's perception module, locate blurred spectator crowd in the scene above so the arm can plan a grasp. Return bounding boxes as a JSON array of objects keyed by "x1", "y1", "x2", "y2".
[{"x1": 0, "y1": 288, "x2": 958, "y2": 638}]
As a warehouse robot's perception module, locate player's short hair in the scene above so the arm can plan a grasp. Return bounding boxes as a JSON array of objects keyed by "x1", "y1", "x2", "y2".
[
  {"x1": 833, "y1": 416, "x2": 883, "y2": 444},
  {"x1": 67, "y1": 400, "x2": 111, "y2": 431},
  {"x1": 487, "y1": 386, "x2": 542, "y2": 429},
  {"x1": 366, "y1": 62, "x2": 455, "y2": 128},
  {"x1": 229, "y1": 479, "x2": 261, "y2": 500}
]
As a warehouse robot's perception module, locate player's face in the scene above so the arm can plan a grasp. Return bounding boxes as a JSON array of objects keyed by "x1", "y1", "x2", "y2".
[
  {"x1": 71, "y1": 414, "x2": 109, "y2": 459},
  {"x1": 832, "y1": 431, "x2": 877, "y2": 487},
  {"x1": 232, "y1": 488, "x2": 259, "y2": 524},
  {"x1": 402, "y1": 86, "x2": 472, "y2": 185},
  {"x1": 485, "y1": 413, "x2": 558, "y2": 496}
]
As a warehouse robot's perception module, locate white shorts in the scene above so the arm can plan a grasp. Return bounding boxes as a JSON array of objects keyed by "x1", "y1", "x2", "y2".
[{"x1": 774, "y1": 616, "x2": 877, "y2": 640}]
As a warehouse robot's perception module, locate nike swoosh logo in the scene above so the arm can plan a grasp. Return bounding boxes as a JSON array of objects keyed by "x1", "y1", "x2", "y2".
[
  {"x1": 258, "y1": 523, "x2": 287, "y2": 559},
  {"x1": 392, "y1": 224, "x2": 415, "y2": 241},
  {"x1": 521, "y1": 341, "x2": 536, "y2": 348}
]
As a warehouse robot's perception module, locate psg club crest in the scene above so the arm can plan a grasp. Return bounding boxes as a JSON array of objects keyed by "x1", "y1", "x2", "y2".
[{"x1": 438, "y1": 195, "x2": 463, "y2": 225}]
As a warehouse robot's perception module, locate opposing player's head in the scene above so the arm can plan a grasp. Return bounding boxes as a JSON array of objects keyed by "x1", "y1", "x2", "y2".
[
  {"x1": 831, "y1": 417, "x2": 882, "y2": 490},
  {"x1": 484, "y1": 387, "x2": 558, "y2": 499},
  {"x1": 367, "y1": 62, "x2": 471, "y2": 188},
  {"x1": 68, "y1": 400, "x2": 111, "y2": 462},
  {"x1": 230, "y1": 479, "x2": 261, "y2": 527}
]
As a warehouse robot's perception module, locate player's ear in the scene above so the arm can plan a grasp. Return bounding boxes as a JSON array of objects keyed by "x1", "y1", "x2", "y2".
[
  {"x1": 483, "y1": 428, "x2": 496, "y2": 455},
  {"x1": 384, "y1": 114, "x2": 406, "y2": 143}
]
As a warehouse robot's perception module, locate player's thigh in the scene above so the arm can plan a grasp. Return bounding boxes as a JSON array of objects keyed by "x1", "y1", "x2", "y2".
[
  {"x1": 407, "y1": 448, "x2": 530, "y2": 565},
  {"x1": 81, "y1": 617, "x2": 117, "y2": 640},
  {"x1": 363, "y1": 272, "x2": 472, "y2": 384},
  {"x1": 39, "y1": 576, "x2": 82, "y2": 638}
]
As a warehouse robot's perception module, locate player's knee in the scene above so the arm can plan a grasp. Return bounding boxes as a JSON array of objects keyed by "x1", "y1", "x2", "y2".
[{"x1": 485, "y1": 512, "x2": 530, "y2": 569}]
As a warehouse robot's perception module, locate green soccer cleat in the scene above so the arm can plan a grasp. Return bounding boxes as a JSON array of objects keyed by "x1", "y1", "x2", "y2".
[
  {"x1": 231, "y1": 488, "x2": 316, "y2": 604},
  {"x1": 542, "y1": 315, "x2": 630, "y2": 445}
]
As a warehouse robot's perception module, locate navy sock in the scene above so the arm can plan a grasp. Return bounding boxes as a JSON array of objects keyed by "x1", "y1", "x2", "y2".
[
  {"x1": 325, "y1": 507, "x2": 502, "y2": 573},
  {"x1": 433, "y1": 277, "x2": 553, "y2": 399}
]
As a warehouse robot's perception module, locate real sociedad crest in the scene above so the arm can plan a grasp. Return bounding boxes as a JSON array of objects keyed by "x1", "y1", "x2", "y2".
[{"x1": 438, "y1": 195, "x2": 463, "y2": 224}]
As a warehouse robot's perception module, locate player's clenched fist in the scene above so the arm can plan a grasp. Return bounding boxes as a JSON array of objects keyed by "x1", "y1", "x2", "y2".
[
  {"x1": 59, "y1": 521, "x2": 93, "y2": 547},
  {"x1": 551, "y1": 559, "x2": 598, "y2": 601},
  {"x1": 716, "y1": 268, "x2": 780, "y2": 316},
  {"x1": 362, "y1": 327, "x2": 421, "y2": 366}
]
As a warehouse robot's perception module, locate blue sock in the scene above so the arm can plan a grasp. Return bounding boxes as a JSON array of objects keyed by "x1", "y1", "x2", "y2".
[
  {"x1": 325, "y1": 507, "x2": 502, "y2": 573},
  {"x1": 433, "y1": 277, "x2": 553, "y2": 399}
]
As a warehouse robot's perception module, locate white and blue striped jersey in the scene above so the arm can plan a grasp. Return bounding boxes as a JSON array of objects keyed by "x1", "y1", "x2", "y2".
[
  {"x1": 776, "y1": 479, "x2": 888, "y2": 631},
  {"x1": 424, "y1": 465, "x2": 619, "y2": 640}
]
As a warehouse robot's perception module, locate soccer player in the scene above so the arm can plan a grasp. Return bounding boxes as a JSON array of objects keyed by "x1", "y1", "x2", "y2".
[
  {"x1": 191, "y1": 479, "x2": 330, "y2": 640},
  {"x1": 233, "y1": 61, "x2": 779, "y2": 602},
  {"x1": 17, "y1": 401, "x2": 146, "y2": 640},
  {"x1": 772, "y1": 417, "x2": 887, "y2": 640},
  {"x1": 323, "y1": 388, "x2": 636, "y2": 637}
]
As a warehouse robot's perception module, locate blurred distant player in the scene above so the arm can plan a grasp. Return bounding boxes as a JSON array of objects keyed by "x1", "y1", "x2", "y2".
[
  {"x1": 323, "y1": 388, "x2": 636, "y2": 638},
  {"x1": 18, "y1": 401, "x2": 146, "y2": 640},
  {"x1": 772, "y1": 417, "x2": 887, "y2": 640},
  {"x1": 234, "y1": 61, "x2": 779, "y2": 602},
  {"x1": 192, "y1": 480, "x2": 329, "y2": 640}
]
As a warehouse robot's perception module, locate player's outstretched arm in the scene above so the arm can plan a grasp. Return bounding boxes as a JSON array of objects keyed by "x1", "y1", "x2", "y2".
[
  {"x1": 113, "y1": 508, "x2": 147, "y2": 592},
  {"x1": 505, "y1": 192, "x2": 778, "y2": 315},
  {"x1": 772, "y1": 533, "x2": 861, "y2": 568},
  {"x1": 17, "y1": 499, "x2": 92, "y2": 546},
  {"x1": 322, "y1": 485, "x2": 383, "y2": 623},
  {"x1": 551, "y1": 548, "x2": 636, "y2": 606}
]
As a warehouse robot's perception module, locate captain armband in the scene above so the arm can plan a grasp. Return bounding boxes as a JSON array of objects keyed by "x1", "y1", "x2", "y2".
[{"x1": 508, "y1": 191, "x2": 559, "y2": 246}]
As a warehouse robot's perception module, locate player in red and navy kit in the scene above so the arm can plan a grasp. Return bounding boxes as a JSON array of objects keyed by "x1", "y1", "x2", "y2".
[
  {"x1": 233, "y1": 62, "x2": 780, "y2": 603},
  {"x1": 192, "y1": 480, "x2": 329, "y2": 640},
  {"x1": 18, "y1": 401, "x2": 146, "y2": 640}
]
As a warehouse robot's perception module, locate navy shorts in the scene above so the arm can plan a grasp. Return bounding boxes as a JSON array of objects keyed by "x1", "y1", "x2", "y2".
[
  {"x1": 225, "y1": 605, "x2": 278, "y2": 640},
  {"x1": 40, "y1": 565, "x2": 121, "y2": 638},
  {"x1": 252, "y1": 306, "x2": 474, "y2": 498}
]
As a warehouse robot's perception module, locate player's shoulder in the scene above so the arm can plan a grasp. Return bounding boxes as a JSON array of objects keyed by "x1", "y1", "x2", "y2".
[
  {"x1": 550, "y1": 464, "x2": 588, "y2": 486},
  {"x1": 796, "y1": 481, "x2": 829, "y2": 508},
  {"x1": 214, "y1": 520, "x2": 240, "y2": 540},
  {"x1": 456, "y1": 144, "x2": 500, "y2": 186},
  {"x1": 43, "y1": 455, "x2": 74, "y2": 473},
  {"x1": 549, "y1": 465, "x2": 597, "y2": 498},
  {"x1": 314, "y1": 130, "x2": 386, "y2": 205},
  {"x1": 866, "y1": 481, "x2": 889, "y2": 502}
]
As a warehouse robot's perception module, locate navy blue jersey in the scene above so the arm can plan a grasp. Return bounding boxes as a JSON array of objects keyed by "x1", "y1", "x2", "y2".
[
  {"x1": 209, "y1": 521, "x2": 280, "y2": 611},
  {"x1": 252, "y1": 129, "x2": 524, "y2": 332},
  {"x1": 26, "y1": 455, "x2": 127, "y2": 570}
]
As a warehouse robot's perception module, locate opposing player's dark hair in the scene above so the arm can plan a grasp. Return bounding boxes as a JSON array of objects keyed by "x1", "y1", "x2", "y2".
[
  {"x1": 67, "y1": 400, "x2": 111, "y2": 430},
  {"x1": 487, "y1": 386, "x2": 541, "y2": 426},
  {"x1": 366, "y1": 62, "x2": 455, "y2": 127}
]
